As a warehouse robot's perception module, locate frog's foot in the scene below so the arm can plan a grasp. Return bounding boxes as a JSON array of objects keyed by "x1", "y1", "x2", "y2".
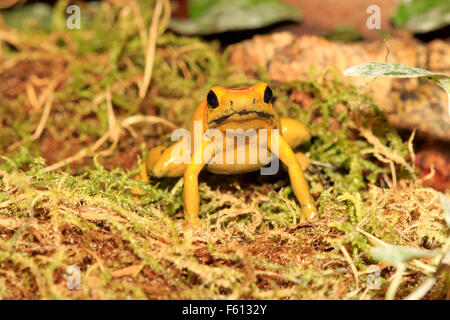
[
  {"x1": 301, "y1": 201, "x2": 318, "y2": 222},
  {"x1": 182, "y1": 215, "x2": 204, "y2": 230},
  {"x1": 189, "y1": 216, "x2": 203, "y2": 228}
]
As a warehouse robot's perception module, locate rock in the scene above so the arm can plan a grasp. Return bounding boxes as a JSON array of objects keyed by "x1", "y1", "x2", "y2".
[{"x1": 229, "y1": 33, "x2": 450, "y2": 141}]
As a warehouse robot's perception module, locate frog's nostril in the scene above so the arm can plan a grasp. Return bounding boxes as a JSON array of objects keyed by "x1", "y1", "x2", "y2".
[
  {"x1": 229, "y1": 100, "x2": 233, "y2": 106},
  {"x1": 253, "y1": 99, "x2": 256, "y2": 104}
]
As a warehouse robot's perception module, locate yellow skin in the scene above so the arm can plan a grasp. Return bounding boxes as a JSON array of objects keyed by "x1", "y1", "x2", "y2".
[{"x1": 143, "y1": 82, "x2": 317, "y2": 225}]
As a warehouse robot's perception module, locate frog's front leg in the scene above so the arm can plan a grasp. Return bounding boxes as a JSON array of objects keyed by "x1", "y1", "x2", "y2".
[
  {"x1": 280, "y1": 117, "x2": 312, "y2": 170},
  {"x1": 183, "y1": 140, "x2": 215, "y2": 224},
  {"x1": 273, "y1": 134, "x2": 317, "y2": 221}
]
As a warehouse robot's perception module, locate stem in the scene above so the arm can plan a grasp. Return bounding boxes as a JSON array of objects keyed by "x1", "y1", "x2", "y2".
[{"x1": 386, "y1": 264, "x2": 406, "y2": 300}]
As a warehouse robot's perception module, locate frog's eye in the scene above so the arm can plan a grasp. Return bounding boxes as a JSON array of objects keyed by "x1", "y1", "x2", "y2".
[
  {"x1": 263, "y1": 86, "x2": 273, "y2": 104},
  {"x1": 207, "y1": 90, "x2": 219, "y2": 109}
]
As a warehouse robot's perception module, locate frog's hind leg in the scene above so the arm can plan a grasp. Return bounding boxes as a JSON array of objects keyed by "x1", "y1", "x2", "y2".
[
  {"x1": 145, "y1": 139, "x2": 189, "y2": 178},
  {"x1": 280, "y1": 118, "x2": 311, "y2": 149},
  {"x1": 133, "y1": 140, "x2": 188, "y2": 197}
]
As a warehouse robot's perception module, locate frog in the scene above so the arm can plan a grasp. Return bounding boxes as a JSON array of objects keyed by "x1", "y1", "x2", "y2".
[{"x1": 141, "y1": 82, "x2": 317, "y2": 225}]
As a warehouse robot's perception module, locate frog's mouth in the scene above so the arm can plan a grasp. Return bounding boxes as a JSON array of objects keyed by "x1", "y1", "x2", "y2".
[{"x1": 208, "y1": 110, "x2": 274, "y2": 127}]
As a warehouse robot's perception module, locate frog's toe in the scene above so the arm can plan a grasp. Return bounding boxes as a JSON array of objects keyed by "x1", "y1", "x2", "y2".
[
  {"x1": 183, "y1": 216, "x2": 204, "y2": 230},
  {"x1": 191, "y1": 217, "x2": 203, "y2": 228},
  {"x1": 301, "y1": 202, "x2": 318, "y2": 222}
]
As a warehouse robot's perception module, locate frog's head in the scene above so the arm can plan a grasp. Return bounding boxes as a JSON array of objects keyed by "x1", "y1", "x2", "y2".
[{"x1": 205, "y1": 82, "x2": 278, "y2": 131}]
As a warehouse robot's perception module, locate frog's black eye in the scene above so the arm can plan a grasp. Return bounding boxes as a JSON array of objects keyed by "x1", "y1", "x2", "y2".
[
  {"x1": 263, "y1": 86, "x2": 273, "y2": 104},
  {"x1": 207, "y1": 90, "x2": 219, "y2": 109}
]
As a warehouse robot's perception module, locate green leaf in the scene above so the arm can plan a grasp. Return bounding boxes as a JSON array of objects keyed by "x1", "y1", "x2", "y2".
[
  {"x1": 370, "y1": 245, "x2": 431, "y2": 267},
  {"x1": 440, "y1": 193, "x2": 450, "y2": 228},
  {"x1": 392, "y1": 0, "x2": 450, "y2": 33},
  {"x1": 170, "y1": 0, "x2": 302, "y2": 35},
  {"x1": 343, "y1": 62, "x2": 434, "y2": 77},
  {"x1": 189, "y1": 0, "x2": 218, "y2": 18},
  {"x1": 343, "y1": 62, "x2": 450, "y2": 116}
]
